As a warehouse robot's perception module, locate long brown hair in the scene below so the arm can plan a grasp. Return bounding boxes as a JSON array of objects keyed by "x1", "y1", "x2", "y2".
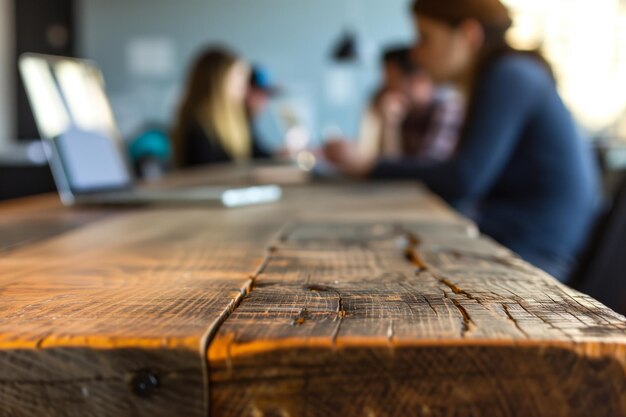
[{"x1": 173, "y1": 47, "x2": 251, "y2": 166}]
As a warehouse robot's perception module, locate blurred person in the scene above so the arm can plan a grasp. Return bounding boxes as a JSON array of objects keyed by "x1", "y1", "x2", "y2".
[
  {"x1": 245, "y1": 65, "x2": 287, "y2": 155},
  {"x1": 359, "y1": 47, "x2": 463, "y2": 162},
  {"x1": 324, "y1": 0, "x2": 601, "y2": 282},
  {"x1": 173, "y1": 47, "x2": 271, "y2": 167},
  {"x1": 246, "y1": 65, "x2": 280, "y2": 119}
]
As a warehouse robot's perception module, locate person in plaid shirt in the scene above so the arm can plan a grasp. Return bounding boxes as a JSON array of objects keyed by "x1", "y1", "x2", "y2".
[{"x1": 358, "y1": 46, "x2": 464, "y2": 164}]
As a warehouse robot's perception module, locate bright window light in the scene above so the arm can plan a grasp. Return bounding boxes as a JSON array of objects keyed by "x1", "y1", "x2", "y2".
[
  {"x1": 504, "y1": 0, "x2": 626, "y2": 136},
  {"x1": 55, "y1": 61, "x2": 117, "y2": 136},
  {"x1": 19, "y1": 57, "x2": 71, "y2": 139}
]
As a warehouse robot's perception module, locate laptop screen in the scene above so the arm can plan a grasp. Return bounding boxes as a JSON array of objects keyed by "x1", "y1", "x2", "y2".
[{"x1": 19, "y1": 54, "x2": 132, "y2": 194}]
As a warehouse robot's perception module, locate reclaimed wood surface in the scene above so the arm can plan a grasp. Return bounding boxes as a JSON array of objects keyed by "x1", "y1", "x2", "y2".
[
  {"x1": 0, "y1": 202, "x2": 285, "y2": 416},
  {"x1": 0, "y1": 195, "x2": 112, "y2": 253},
  {"x1": 209, "y1": 220, "x2": 626, "y2": 417},
  {"x1": 0, "y1": 171, "x2": 624, "y2": 417}
]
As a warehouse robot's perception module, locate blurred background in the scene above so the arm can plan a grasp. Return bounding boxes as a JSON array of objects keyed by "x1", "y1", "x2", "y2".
[{"x1": 1, "y1": 0, "x2": 626, "y2": 200}]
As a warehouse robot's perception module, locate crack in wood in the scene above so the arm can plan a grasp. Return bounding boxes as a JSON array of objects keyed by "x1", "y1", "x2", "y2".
[
  {"x1": 336, "y1": 294, "x2": 346, "y2": 320},
  {"x1": 422, "y1": 295, "x2": 439, "y2": 317},
  {"x1": 401, "y1": 230, "x2": 480, "y2": 338},
  {"x1": 248, "y1": 248, "x2": 276, "y2": 293},
  {"x1": 211, "y1": 221, "x2": 626, "y2": 415},
  {"x1": 502, "y1": 304, "x2": 530, "y2": 338},
  {"x1": 330, "y1": 293, "x2": 346, "y2": 345},
  {"x1": 403, "y1": 229, "x2": 541, "y2": 340},
  {"x1": 203, "y1": 228, "x2": 285, "y2": 417},
  {"x1": 436, "y1": 273, "x2": 539, "y2": 340},
  {"x1": 434, "y1": 275, "x2": 474, "y2": 299},
  {"x1": 291, "y1": 308, "x2": 308, "y2": 326},
  {"x1": 441, "y1": 290, "x2": 476, "y2": 337},
  {"x1": 35, "y1": 331, "x2": 54, "y2": 350}
]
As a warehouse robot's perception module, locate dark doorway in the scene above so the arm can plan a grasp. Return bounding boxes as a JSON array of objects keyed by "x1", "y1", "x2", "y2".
[{"x1": 14, "y1": 0, "x2": 76, "y2": 140}]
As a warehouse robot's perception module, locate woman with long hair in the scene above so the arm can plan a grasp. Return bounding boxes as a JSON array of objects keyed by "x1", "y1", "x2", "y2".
[
  {"x1": 173, "y1": 47, "x2": 269, "y2": 167},
  {"x1": 324, "y1": 0, "x2": 600, "y2": 282}
]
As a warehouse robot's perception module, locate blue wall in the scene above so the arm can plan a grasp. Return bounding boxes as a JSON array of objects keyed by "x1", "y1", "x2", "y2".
[{"x1": 77, "y1": 0, "x2": 413, "y2": 145}]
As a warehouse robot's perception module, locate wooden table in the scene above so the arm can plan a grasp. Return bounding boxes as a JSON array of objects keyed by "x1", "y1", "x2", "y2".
[{"x1": 0, "y1": 168, "x2": 625, "y2": 417}]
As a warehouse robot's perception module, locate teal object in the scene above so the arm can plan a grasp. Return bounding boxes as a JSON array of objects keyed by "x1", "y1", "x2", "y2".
[{"x1": 128, "y1": 130, "x2": 172, "y2": 163}]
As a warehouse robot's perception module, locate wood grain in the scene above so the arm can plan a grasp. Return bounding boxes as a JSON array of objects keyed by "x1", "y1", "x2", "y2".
[
  {"x1": 0, "y1": 204, "x2": 284, "y2": 417},
  {"x1": 0, "y1": 195, "x2": 112, "y2": 253},
  {"x1": 208, "y1": 216, "x2": 626, "y2": 416},
  {"x1": 0, "y1": 174, "x2": 624, "y2": 417}
]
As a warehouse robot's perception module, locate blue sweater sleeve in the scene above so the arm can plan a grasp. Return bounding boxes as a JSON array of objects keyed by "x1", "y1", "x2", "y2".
[{"x1": 371, "y1": 57, "x2": 550, "y2": 205}]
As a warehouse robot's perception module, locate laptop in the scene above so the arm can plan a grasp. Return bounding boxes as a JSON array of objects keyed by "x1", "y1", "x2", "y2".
[{"x1": 18, "y1": 53, "x2": 282, "y2": 208}]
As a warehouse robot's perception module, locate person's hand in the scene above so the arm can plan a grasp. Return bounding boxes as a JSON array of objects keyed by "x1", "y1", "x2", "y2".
[{"x1": 323, "y1": 139, "x2": 376, "y2": 178}]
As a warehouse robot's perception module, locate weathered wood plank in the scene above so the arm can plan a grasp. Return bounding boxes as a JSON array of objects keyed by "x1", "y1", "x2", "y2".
[
  {"x1": 1, "y1": 178, "x2": 625, "y2": 417},
  {"x1": 0, "y1": 207, "x2": 284, "y2": 417},
  {"x1": 0, "y1": 195, "x2": 112, "y2": 253},
  {"x1": 208, "y1": 219, "x2": 626, "y2": 417},
  {"x1": 0, "y1": 182, "x2": 477, "y2": 416}
]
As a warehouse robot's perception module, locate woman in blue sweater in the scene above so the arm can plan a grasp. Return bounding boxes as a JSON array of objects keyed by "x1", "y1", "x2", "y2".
[{"x1": 324, "y1": 0, "x2": 600, "y2": 282}]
